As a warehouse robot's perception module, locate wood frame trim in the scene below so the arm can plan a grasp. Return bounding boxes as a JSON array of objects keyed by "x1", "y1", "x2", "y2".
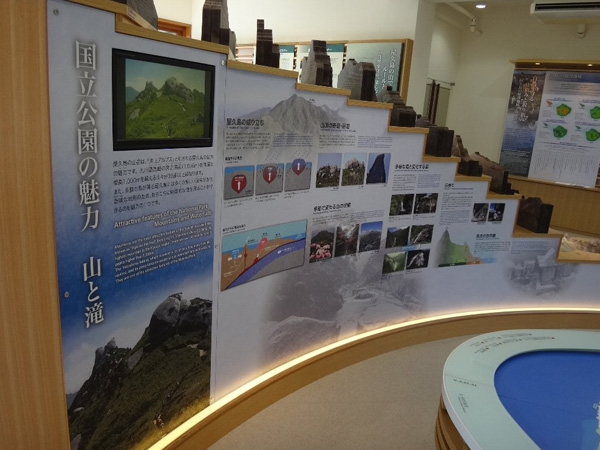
[
  {"x1": 389, "y1": 125, "x2": 429, "y2": 134},
  {"x1": 158, "y1": 18, "x2": 192, "y2": 38},
  {"x1": 67, "y1": 0, "x2": 155, "y2": 29},
  {"x1": 295, "y1": 83, "x2": 351, "y2": 97},
  {"x1": 510, "y1": 58, "x2": 600, "y2": 72},
  {"x1": 227, "y1": 59, "x2": 299, "y2": 78},
  {"x1": 115, "y1": 20, "x2": 229, "y2": 54},
  {"x1": 149, "y1": 309, "x2": 600, "y2": 450},
  {"x1": 1, "y1": 0, "x2": 70, "y2": 448}
]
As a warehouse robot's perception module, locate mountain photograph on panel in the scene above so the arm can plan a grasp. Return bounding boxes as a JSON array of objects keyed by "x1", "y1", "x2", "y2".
[
  {"x1": 113, "y1": 49, "x2": 214, "y2": 150},
  {"x1": 125, "y1": 62, "x2": 207, "y2": 139},
  {"x1": 67, "y1": 292, "x2": 212, "y2": 450},
  {"x1": 225, "y1": 94, "x2": 348, "y2": 161}
]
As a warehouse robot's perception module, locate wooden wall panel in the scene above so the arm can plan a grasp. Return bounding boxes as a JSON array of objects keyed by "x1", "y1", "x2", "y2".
[
  {"x1": 509, "y1": 175, "x2": 600, "y2": 235},
  {"x1": 0, "y1": 0, "x2": 70, "y2": 448}
]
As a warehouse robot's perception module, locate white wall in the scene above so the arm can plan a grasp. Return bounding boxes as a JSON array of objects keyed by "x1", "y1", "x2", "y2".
[
  {"x1": 408, "y1": 0, "x2": 437, "y2": 114},
  {"x1": 226, "y1": 0, "x2": 421, "y2": 44},
  {"x1": 428, "y1": 17, "x2": 462, "y2": 85},
  {"x1": 446, "y1": 2, "x2": 600, "y2": 162},
  {"x1": 154, "y1": 0, "x2": 192, "y2": 23}
]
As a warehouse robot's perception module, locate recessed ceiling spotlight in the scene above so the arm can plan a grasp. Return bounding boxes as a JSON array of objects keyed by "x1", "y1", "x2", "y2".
[
  {"x1": 476, "y1": 2, "x2": 486, "y2": 8},
  {"x1": 588, "y1": 63, "x2": 594, "y2": 67},
  {"x1": 535, "y1": 62, "x2": 541, "y2": 65}
]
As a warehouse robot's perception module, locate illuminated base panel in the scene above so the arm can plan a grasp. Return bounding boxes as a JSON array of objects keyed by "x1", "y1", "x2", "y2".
[
  {"x1": 442, "y1": 328, "x2": 600, "y2": 450},
  {"x1": 147, "y1": 308, "x2": 600, "y2": 450}
]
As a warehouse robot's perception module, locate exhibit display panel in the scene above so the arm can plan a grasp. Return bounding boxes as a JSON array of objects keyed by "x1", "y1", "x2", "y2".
[
  {"x1": 47, "y1": 2, "x2": 227, "y2": 448},
  {"x1": 499, "y1": 63, "x2": 600, "y2": 188},
  {"x1": 38, "y1": 2, "x2": 600, "y2": 450},
  {"x1": 441, "y1": 329, "x2": 600, "y2": 450}
]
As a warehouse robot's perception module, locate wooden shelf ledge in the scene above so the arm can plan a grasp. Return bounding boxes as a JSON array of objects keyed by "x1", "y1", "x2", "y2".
[
  {"x1": 227, "y1": 60, "x2": 298, "y2": 78},
  {"x1": 295, "y1": 83, "x2": 351, "y2": 97},
  {"x1": 388, "y1": 126, "x2": 429, "y2": 134},
  {"x1": 347, "y1": 99, "x2": 393, "y2": 109}
]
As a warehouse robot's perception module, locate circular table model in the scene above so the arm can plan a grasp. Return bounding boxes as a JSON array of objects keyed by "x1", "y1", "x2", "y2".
[{"x1": 437, "y1": 329, "x2": 600, "y2": 450}]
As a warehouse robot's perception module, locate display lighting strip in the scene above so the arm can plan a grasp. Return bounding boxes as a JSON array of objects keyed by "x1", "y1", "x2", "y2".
[{"x1": 148, "y1": 306, "x2": 600, "y2": 450}]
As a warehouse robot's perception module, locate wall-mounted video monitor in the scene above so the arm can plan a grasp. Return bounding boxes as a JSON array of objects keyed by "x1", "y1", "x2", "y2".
[{"x1": 112, "y1": 49, "x2": 215, "y2": 150}]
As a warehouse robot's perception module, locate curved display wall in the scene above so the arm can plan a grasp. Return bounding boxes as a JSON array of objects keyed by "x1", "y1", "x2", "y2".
[{"x1": 40, "y1": 2, "x2": 600, "y2": 450}]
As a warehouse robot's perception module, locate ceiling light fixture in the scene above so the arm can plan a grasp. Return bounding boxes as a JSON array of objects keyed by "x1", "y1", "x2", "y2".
[{"x1": 476, "y1": 2, "x2": 486, "y2": 9}]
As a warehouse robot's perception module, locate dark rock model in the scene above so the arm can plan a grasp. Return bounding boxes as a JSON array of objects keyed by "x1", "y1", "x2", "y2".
[
  {"x1": 300, "y1": 40, "x2": 333, "y2": 87},
  {"x1": 452, "y1": 135, "x2": 483, "y2": 176},
  {"x1": 115, "y1": 0, "x2": 158, "y2": 28},
  {"x1": 201, "y1": 0, "x2": 236, "y2": 54},
  {"x1": 452, "y1": 136, "x2": 517, "y2": 194},
  {"x1": 517, "y1": 197, "x2": 554, "y2": 233},
  {"x1": 255, "y1": 19, "x2": 279, "y2": 68},
  {"x1": 337, "y1": 59, "x2": 376, "y2": 101},
  {"x1": 377, "y1": 85, "x2": 416, "y2": 127},
  {"x1": 469, "y1": 151, "x2": 517, "y2": 195},
  {"x1": 416, "y1": 116, "x2": 454, "y2": 157}
]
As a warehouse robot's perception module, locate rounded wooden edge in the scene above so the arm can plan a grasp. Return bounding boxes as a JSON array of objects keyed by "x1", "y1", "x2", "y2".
[
  {"x1": 347, "y1": 99, "x2": 393, "y2": 110},
  {"x1": 422, "y1": 156, "x2": 461, "y2": 163},
  {"x1": 486, "y1": 193, "x2": 521, "y2": 200},
  {"x1": 508, "y1": 174, "x2": 600, "y2": 194},
  {"x1": 149, "y1": 308, "x2": 600, "y2": 450},
  {"x1": 454, "y1": 175, "x2": 491, "y2": 183},
  {"x1": 389, "y1": 126, "x2": 429, "y2": 134},
  {"x1": 295, "y1": 82, "x2": 351, "y2": 97},
  {"x1": 227, "y1": 60, "x2": 299, "y2": 79}
]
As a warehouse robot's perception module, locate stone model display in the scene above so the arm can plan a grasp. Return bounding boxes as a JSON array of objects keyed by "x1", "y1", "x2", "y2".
[
  {"x1": 469, "y1": 152, "x2": 517, "y2": 195},
  {"x1": 255, "y1": 20, "x2": 279, "y2": 68},
  {"x1": 201, "y1": 0, "x2": 236, "y2": 54},
  {"x1": 337, "y1": 59, "x2": 376, "y2": 101},
  {"x1": 517, "y1": 197, "x2": 554, "y2": 233},
  {"x1": 115, "y1": 0, "x2": 158, "y2": 28},
  {"x1": 416, "y1": 116, "x2": 454, "y2": 158},
  {"x1": 452, "y1": 136, "x2": 517, "y2": 194},
  {"x1": 300, "y1": 40, "x2": 333, "y2": 87},
  {"x1": 452, "y1": 135, "x2": 483, "y2": 177},
  {"x1": 377, "y1": 85, "x2": 416, "y2": 127}
]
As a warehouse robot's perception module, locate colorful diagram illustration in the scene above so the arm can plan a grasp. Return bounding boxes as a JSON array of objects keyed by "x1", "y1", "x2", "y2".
[
  {"x1": 556, "y1": 103, "x2": 572, "y2": 117},
  {"x1": 586, "y1": 128, "x2": 600, "y2": 142},
  {"x1": 221, "y1": 220, "x2": 307, "y2": 290},
  {"x1": 553, "y1": 125, "x2": 568, "y2": 138}
]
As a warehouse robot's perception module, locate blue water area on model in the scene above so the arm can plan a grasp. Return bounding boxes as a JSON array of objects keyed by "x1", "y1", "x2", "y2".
[{"x1": 495, "y1": 351, "x2": 600, "y2": 450}]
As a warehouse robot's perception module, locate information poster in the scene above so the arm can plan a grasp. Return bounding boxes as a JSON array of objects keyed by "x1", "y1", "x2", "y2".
[
  {"x1": 500, "y1": 70, "x2": 600, "y2": 187},
  {"x1": 345, "y1": 42, "x2": 404, "y2": 94},
  {"x1": 279, "y1": 45, "x2": 295, "y2": 71},
  {"x1": 499, "y1": 70, "x2": 545, "y2": 176},
  {"x1": 47, "y1": 2, "x2": 222, "y2": 449},
  {"x1": 528, "y1": 71, "x2": 600, "y2": 186}
]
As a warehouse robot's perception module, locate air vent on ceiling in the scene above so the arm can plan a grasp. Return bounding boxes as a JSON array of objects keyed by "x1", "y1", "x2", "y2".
[{"x1": 531, "y1": 0, "x2": 600, "y2": 23}]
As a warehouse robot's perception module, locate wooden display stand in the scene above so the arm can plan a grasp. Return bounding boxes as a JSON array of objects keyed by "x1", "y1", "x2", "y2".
[{"x1": 509, "y1": 175, "x2": 600, "y2": 237}]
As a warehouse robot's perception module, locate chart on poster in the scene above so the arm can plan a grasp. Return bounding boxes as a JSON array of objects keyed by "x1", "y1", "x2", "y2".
[{"x1": 500, "y1": 69, "x2": 600, "y2": 187}]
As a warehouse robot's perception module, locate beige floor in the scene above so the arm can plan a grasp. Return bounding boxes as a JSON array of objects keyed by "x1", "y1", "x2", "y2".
[{"x1": 209, "y1": 335, "x2": 475, "y2": 450}]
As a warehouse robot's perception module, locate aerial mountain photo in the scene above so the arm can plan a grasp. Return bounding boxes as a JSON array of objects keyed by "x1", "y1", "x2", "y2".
[{"x1": 67, "y1": 293, "x2": 212, "y2": 450}]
